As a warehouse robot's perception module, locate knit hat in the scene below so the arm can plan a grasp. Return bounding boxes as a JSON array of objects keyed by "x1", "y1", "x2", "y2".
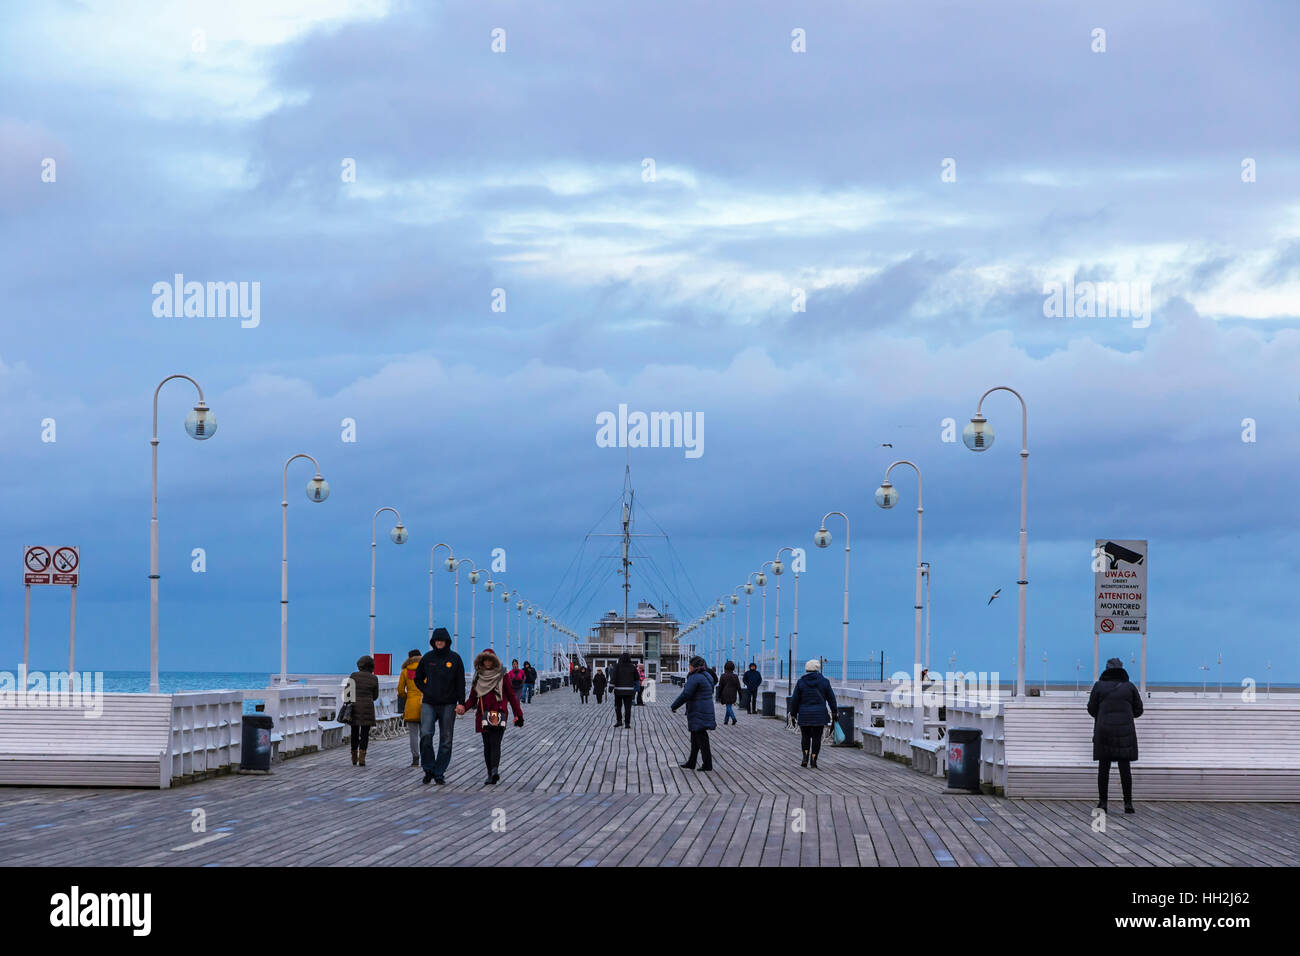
[
  {"x1": 805, "y1": 659, "x2": 820, "y2": 672},
  {"x1": 1106, "y1": 657, "x2": 1123, "y2": 670}
]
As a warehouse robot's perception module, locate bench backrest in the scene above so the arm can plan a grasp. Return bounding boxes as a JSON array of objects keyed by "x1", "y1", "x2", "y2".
[
  {"x1": 1005, "y1": 699, "x2": 1300, "y2": 767},
  {"x1": 0, "y1": 693, "x2": 172, "y2": 757}
]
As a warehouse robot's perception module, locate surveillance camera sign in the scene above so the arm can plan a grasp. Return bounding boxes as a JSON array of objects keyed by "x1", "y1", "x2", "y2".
[{"x1": 1094, "y1": 539, "x2": 1145, "y2": 633}]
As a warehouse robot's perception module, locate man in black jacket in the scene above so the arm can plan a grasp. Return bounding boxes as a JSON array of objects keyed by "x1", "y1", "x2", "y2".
[
  {"x1": 1087, "y1": 657, "x2": 1144, "y2": 814},
  {"x1": 413, "y1": 627, "x2": 466, "y2": 785},
  {"x1": 742, "y1": 663, "x2": 763, "y2": 713},
  {"x1": 610, "y1": 652, "x2": 640, "y2": 729}
]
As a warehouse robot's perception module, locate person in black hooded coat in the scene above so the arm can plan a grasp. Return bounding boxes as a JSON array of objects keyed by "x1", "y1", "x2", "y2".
[{"x1": 1087, "y1": 657, "x2": 1144, "y2": 813}]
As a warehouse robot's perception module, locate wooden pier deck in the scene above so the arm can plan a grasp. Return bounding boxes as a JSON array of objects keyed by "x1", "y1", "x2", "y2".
[{"x1": 2, "y1": 689, "x2": 1298, "y2": 867}]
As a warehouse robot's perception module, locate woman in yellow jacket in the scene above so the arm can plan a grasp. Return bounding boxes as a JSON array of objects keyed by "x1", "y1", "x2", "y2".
[{"x1": 397, "y1": 649, "x2": 424, "y2": 767}]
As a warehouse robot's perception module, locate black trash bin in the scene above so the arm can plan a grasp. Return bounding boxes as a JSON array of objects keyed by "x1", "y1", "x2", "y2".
[
  {"x1": 833, "y1": 705, "x2": 855, "y2": 746},
  {"x1": 945, "y1": 727, "x2": 982, "y2": 792},
  {"x1": 240, "y1": 713, "x2": 274, "y2": 772},
  {"x1": 761, "y1": 691, "x2": 776, "y2": 717}
]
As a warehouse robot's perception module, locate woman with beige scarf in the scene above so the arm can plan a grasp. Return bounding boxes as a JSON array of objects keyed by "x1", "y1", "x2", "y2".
[{"x1": 457, "y1": 649, "x2": 524, "y2": 785}]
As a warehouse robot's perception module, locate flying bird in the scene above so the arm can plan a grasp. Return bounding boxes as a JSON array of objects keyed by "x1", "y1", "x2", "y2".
[
  {"x1": 881, "y1": 443, "x2": 893, "y2": 448},
  {"x1": 987, "y1": 588, "x2": 1001, "y2": 605}
]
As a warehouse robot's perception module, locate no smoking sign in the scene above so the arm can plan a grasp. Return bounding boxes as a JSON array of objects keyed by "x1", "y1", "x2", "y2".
[{"x1": 24, "y1": 545, "x2": 78, "y2": 586}]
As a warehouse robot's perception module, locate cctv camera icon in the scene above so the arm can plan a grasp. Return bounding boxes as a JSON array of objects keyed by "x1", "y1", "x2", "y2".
[{"x1": 1103, "y1": 542, "x2": 1143, "y2": 570}]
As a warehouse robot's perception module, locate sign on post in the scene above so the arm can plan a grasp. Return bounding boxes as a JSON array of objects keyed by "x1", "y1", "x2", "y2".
[
  {"x1": 1094, "y1": 539, "x2": 1146, "y2": 633},
  {"x1": 22, "y1": 545, "x2": 81, "y2": 674}
]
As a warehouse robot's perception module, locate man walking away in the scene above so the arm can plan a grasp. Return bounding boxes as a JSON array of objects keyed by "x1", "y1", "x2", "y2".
[
  {"x1": 523, "y1": 661, "x2": 537, "y2": 703},
  {"x1": 718, "y1": 661, "x2": 742, "y2": 725},
  {"x1": 789, "y1": 659, "x2": 836, "y2": 768},
  {"x1": 670, "y1": 656, "x2": 717, "y2": 771},
  {"x1": 592, "y1": 667, "x2": 608, "y2": 704},
  {"x1": 742, "y1": 662, "x2": 762, "y2": 714},
  {"x1": 413, "y1": 627, "x2": 466, "y2": 785},
  {"x1": 611, "y1": 652, "x2": 640, "y2": 729},
  {"x1": 1088, "y1": 656, "x2": 1144, "y2": 814}
]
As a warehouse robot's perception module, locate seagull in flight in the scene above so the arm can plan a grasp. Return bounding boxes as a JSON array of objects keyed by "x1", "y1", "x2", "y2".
[
  {"x1": 881, "y1": 443, "x2": 893, "y2": 448},
  {"x1": 987, "y1": 588, "x2": 1001, "y2": 605}
]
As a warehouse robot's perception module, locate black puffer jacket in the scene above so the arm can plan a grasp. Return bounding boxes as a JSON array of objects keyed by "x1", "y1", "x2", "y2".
[
  {"x1": 611, "y1": 654, "x2": 640, "y2": 695},
  {"x1": 717, "y1": 672, "x2": 741, "y2": 705},
  {"x1": 1087, "y1": 667, "x2": 1143, "y2": 761}
]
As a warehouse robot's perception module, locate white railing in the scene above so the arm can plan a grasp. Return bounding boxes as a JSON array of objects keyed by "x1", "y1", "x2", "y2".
[
  {"x1": 168, "y1": 691, "x2": 243, "y2": 784},
  {"x1": 259, "y1": 685, "x2": 322, "y2": 757}
]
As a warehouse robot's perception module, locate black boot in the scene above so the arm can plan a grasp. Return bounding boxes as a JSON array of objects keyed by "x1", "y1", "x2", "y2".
[
  {"x1": 1123, "y1": 802, "x2": 1135, "y2": 814},
  {"x1": 490, "y1": 769, "x2": 500, "y2": 785},
  {"x1": 809, "y1": 754, "x2": 818, "y2": 769},
  {"x1": 801, "y1": 750, "x2": 809, "y2": 768}
]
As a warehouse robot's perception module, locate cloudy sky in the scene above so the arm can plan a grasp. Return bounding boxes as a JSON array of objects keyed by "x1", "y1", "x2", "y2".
[{"x1": 2, "y1": 0, "x2": 1297, "y2": 682}]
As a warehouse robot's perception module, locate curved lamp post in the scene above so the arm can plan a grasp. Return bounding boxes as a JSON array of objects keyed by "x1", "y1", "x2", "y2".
[
  {"x1": 448, "y1": 556, "x2": 473, "y2": 649},
  {"x1": 920, "y1": 562, "x2": 931, "y2": 672},
  {"x1": 369, "y1": 507, "x2": 407, "y2": 657},
  {"x1": 280, "y1": 453, "x2": 330, "y2": 685},
  {"x1": 875, "y1": 459, "x2": 924, "y2": 739},
  {"x1": 743, "y1": 574, "x2": 759, "y2": 665},
  {"x1": 428, "y1": 542, "x2": 452, "y2": 640},
  {"x1": 730, "y1": 588, "x2": 743, "y2": 665},
  {"x1": 467, "y1": 565, "x2": 485, "y2": 659},
  {"x1": 148, "y1": 374, "x2": 217, "y2": 693},
  {"x1": 964, "y1": 386, "x2": 1028, "y2": 697},
  {"x1": 757, "y1": 561, "x2": 772, "y2": 679},
  {"x1": 814, "y1": 511, "x2": 851, "y2": 682},
  {"x1": 484, "y1": 575, "x2": 496, "y2": 650},
  {"x1": 773, "y1": 547, "x2": 798, "y2": 690}
]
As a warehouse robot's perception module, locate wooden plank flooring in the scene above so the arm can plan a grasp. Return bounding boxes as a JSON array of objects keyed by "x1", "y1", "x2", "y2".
[{"x1": 1, "y1": 688, "x2": 1298, "y2": 866}]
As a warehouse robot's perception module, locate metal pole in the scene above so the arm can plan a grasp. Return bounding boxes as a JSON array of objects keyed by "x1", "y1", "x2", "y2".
[
  {"x1": 745, "y1": 590, "x2": 751, "y2": 665},
  {"x1": 69, "y1": 585, "x2": 77, "y2": 673},
  {"x1": 23, "y1": 585, "x2": 31, "y2": 673},
  {"x1": 792, "y1": 571, "x2": 800, "y2": 693},
  {"x1": 281, "y1": 452, "x2": 322, "y2": 686},
  {"x1": 922, "y1": 563, "x2": 930, "y2": 672}
]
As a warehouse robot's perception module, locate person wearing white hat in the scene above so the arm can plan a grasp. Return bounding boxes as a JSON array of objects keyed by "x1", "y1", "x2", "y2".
[{"x1": 788, "y1": 658, "x2": 837, "y2": 768}]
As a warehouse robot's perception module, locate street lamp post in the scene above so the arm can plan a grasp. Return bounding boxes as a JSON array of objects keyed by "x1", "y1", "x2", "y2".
[
  {"x1": 428, "y1": 542, "x2": 452, "y2": 640},
  {"x1": 774, "y1": 547, "x2": 798, "y2": 690},
  {"x1": 149, "y1": 374, "x2": 217, "y2": 694},
  {"x1": 368, "y1": 507, "x2": 407, "y2": 657},
  {"x1": 468, "y1": 566, "x2": 484, "y2": 660},
  {"x1": 449, "y1": 556, "x2": 472, "y2": 649},
  {"x1": 875, "y1": 460, "x2": 924, "y2": 739},
  {"x1": 963, "y1": 385, "x2": 1029, "y2": 698},
  {"x1": 757, "y1": 561, "x2": 772, "y2": 679},
  {"x1": 485, "y1": 576, "x2": 496, "y2": 650},
  {"x1": 814, "y1": 511, "x2": 851, "y2": 683},
  {"x1": 280, "y1": 454, "x2": 330, "y2": 685},
  {"x1": 920, "y1": 562, "x2": 931, "y2": 672},
  {"x1": 730, "y1": 590, "x2": 742, "y2": 664}
]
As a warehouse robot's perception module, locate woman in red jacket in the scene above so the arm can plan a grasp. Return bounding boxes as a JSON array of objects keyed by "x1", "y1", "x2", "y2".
[{"x1": 457, "y1": 649, "x2": 524, "y2": 785}]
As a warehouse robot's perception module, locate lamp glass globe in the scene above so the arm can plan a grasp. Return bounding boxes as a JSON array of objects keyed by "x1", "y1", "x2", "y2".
[
  {"x1": 306, "y1": 476, "x2": 330, "y2": 502},
  {"x1": 875, "y1": 484, "x2": 898, "y2": 509},
  {"x1": 962, "y1": 416, "x2": 994, "y2": 452},
  {"x1": 185, "y1": 405, "x2": 217, "y2": 440},
  {"x1": 389, "y1": 524, "x2": 408, "y2": 544}
]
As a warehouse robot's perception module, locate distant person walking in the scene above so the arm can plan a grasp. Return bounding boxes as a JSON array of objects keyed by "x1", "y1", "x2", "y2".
[
  {"x1": 413, "y1": 627, "x2": 466, "y2": 786},
  {"x1": 576, "y1": 666, "x2": 592, "y2": 703},
  {"x1": 345, "y1": 655, "x2": 380, "y2": 767},
  {"x1": 458, "y1": 649, "x2": 524, "y2": 785},
  {"x1": 670, "y1": 656, "x2": 717, "y2": 771},
  {"x1": 1088, "y1": 657, "x2": 1143, "y2": 814},
  {"x1": 396, "y1": 648, "x2": 424, "y2": 767},
  {"x1": 717, "y1": 662, "x2": 742, "y2": 725},
  {"x1": 522, "y1": 661, "x2": 537, "y2": 702},
  {"x1": 508, "y1": 659, "x2": 526, "y2": 705},
  {"x1": 789, "y1": 659, "x2": 837, "y2": 768},
  {"x1": 742, "y1": 663, "x2": 762, "y2": 714},
  {"x1": 636, "y1": 663, "x2": 646, "y2": 706},
  {"x1": 611, "y1": 652, "x2": 640, "y2": 729},
  {"x1": 592, "y1": 668, "x2": 608, "y2": 704}
]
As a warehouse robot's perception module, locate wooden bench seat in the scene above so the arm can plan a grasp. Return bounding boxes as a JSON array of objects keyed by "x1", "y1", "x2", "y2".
[
  {"x1": 1004, "y1": 699, "x2": 1300, "y2": 801},
  {"x1": 0, "y1": 694, "x2": 172, "y2": 789}
]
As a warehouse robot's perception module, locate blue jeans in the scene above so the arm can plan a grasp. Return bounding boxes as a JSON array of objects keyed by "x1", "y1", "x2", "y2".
[
  {"x1": 419, "y1": 702, "x2": 457, "y2": 778},
  {"x1": 524, "y1": 683, "x2": 535, "y2": 703},
  {"x1": 725, "y1": 704, "x2": 737, "y2": 722}
]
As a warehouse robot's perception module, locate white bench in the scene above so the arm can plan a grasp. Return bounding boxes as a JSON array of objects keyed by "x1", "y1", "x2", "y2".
[
  {"x1": 911, "y1": 738, "x2": 946, "y2": 777},
  {"x1": 1004, "y1": 699, "x2": 1300, "y2": 801},
  {"x1": 861, "y1": 727, "x2": 884, "y2": 756},
  {"x1": 318, "y1": 721, "x2": 347, "y2": 750},
  {"x1": 0, "y1": 693, "x2": 172, "y2": 789}
]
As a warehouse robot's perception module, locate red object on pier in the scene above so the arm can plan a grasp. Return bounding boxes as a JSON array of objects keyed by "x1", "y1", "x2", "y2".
[{"x1": 373, "y1": 653, "x2": 392, "y2": 676}]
